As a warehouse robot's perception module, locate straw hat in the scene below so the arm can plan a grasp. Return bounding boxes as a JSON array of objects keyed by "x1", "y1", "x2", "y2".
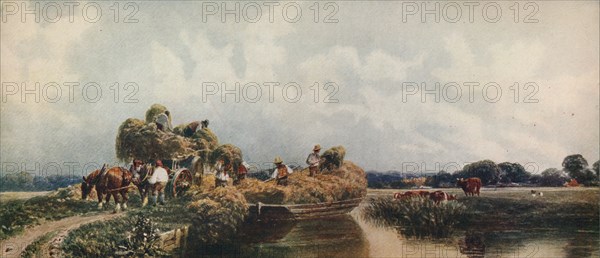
[
  {"x1": 274, "y1": 156, "x2": 283, "y2": 164},
  {"x1": 313, "y1": 144, "x2": 321, "y2": 151}
]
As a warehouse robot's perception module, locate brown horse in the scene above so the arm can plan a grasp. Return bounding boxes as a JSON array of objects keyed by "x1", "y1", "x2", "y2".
[
  {"x1": 82, "y1": 165, "x2": 132, "y2": 211},
  {"x1": 130, "y1": 163, "x2": 153, "y2": 206}
]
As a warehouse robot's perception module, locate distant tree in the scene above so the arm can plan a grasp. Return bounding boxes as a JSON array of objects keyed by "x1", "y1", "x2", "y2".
[
  {"x1": 529, "y1": 174, "x2": 542, "y2": 185},
  {"x1": 539, "y1": 168, "x2": 568, "y2": 187},
  {"x1": 562, "y1": 154, "x2": 588, "y2": 172},
  {"x1": 368, "y1": 181, "x2": 384, "y2": 189},
  {"x1": 1, "y1": 172, "x2": 34, "y2": 191},
  {"x1": 562, "y1": 154, "x2": 598, "y2": 185},
  {"x1": 458, "y1": 160, "x2": 501, "y2": 185},
  {"x1": 562, "y1": 154, "x2": 587, "y2": 181},
  {"x1": 593, "y1": 160, "x2": 599, "y2": 177},
  {"x1": 428, "y1": 171, "x2": 453, "y2": 188},
  {"x1": 498, "y1": 162, "x2": 531, "y2": 183},
  {"x1": 33, "y1": 175, "x2": 51, "y2": 190}
]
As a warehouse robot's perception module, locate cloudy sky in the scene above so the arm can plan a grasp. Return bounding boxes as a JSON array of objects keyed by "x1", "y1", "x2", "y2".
[{"x1": 1, "y1": 1, "x2": 598, "y2": 175}]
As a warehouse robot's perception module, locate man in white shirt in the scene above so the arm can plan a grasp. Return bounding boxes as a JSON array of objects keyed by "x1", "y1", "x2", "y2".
[
  {"x1": 271, "y1": 157, "x2": 293, "y2": 186},
  {"x1": 215, "y1": 159, "x2": 230, "y2": 187},
  {"x1": 148, "y1": 160, "x2": 169, "y2": 206},
  {"x1": 306, "y1": 144, "x2": 321, "y2": 177}
]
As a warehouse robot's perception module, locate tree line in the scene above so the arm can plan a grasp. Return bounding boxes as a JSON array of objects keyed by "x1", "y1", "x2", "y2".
[
  {"x1": 369, "y1": 154, "x2": 599, "y2": 189},
  {"x1": 0, "y1": 172, "x2": 80, "y2": 192},
  {"x1": 1, "y1": 154, "x2": 598, "y2": 191}
]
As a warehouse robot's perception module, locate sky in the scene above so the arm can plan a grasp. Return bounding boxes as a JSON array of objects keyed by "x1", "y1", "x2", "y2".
[{"x1": 1, "y1": 1, "x2": 598, "y2": 176}]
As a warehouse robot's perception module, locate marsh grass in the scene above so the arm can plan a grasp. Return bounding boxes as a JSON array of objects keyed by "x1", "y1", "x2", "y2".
[{"x1": 362, "y1": 196, "x2": 467, "y2": 239}]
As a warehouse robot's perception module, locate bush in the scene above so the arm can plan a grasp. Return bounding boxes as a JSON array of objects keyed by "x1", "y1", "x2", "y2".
[
  {"x1": 62, "y1": 217, "x2": 133, "y2": 256},
  {"x1": 115, "y1": 215, "x2": 167, "y2": 257},
  {"x1": 187, "y1": 187, "x2": 249, "y2": 245},
  {"x1": 362, "y1": 196, "x2": 467, "y2": 239}
]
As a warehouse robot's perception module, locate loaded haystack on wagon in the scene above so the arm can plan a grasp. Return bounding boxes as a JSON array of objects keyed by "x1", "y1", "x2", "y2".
[
  {"x1": 236, "y1": 146, "x2": 367, "y2": 221},
  {"x1": 319, "y1": 145, "x2": 346, "y2": 172},
  {"x1": 115, "y1": 104, "x2": 221, "y2": 197}
]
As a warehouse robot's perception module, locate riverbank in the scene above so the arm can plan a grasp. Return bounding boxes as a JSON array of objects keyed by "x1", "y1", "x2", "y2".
[{"x1": 367, "y1": 187, "x2": 599, "y2": 229}]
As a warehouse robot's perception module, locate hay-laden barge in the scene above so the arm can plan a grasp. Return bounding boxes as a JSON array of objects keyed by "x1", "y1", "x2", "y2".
[
  {"x1": 248, "y1": 198, "x2": 363, "y2": 221},
  {"x1": 239, "y1": 158, "x2": 368, "y2": 222}
]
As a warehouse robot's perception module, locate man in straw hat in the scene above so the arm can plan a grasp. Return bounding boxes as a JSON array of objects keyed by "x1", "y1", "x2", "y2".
[
  {"x1": 271, "y1": 157, "x2": 293, "y2": 186},
  {"x1": 306, "y1": 144, "x2": 321, "y2": 177}
]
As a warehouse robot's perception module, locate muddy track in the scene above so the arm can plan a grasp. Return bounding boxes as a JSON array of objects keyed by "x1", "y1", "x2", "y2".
[{"x1": 0, "y1": 212, "x2": 125, "y2": 258}]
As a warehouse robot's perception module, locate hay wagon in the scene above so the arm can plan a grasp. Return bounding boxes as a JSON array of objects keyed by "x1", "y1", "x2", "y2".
[{"x1": 163, "y1": 156, "x2": 203, "y2": 198}]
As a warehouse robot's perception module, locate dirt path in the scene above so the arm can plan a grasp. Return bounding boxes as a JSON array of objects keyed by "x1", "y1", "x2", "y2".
[{"x1": 0, "y1": 212, "x2": 125, "y2": 258}]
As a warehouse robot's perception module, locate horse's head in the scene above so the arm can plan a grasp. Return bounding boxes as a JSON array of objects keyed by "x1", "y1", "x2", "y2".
[{"x1": 81, "y1": 175, "x2": 94, "y2": 200}]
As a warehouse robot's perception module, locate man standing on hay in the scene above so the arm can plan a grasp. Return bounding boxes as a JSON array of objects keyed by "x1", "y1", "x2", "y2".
[
  {"x1": 155, "y1": 111, "x2": 172, "y2": 132},
  {"x1": 183, "y1": 121, "x2": 200, "y2": 137},
  {"x1": 306, "y1": 144, "x2": 321, "y2": 177},
  {"x1": 148, "y1": 160, "x2": 169, "y2": 206},
  {"x1": 271, "y1": 157, "x2": 293, "y2": 186},
  {"x1": 215, "y1": 160, "x2": 230, "y2": 187}
]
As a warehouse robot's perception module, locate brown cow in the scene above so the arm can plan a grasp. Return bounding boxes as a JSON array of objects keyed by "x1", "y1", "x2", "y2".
[
  {"x1": 393, "y1": 190, "x2": 430, "y2": 199},
  {"x1": 457, "y1": 177, "x2": 482, "y2": 196},
  {"x1": 429, "y1": 190, "x2": 458, "y2": 204}
]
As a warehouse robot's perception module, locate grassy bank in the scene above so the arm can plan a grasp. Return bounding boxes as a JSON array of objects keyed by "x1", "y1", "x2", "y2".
[
  {"x1": 0, "y1": 194, "x2": 95, "y2": 240},
  {"x1": 61, "y1": 197, "x2": 194, "y2": 257},
  {"x1": 365, "y1": 188, "x2": 599, "y2": 232},
  {"x1": 458, "y1": 188, "x2": 599, "y2": 229}
]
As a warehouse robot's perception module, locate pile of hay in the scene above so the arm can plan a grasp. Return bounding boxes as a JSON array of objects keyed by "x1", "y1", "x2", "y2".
[
  {"x1": 144, "y1": 104, "x2": 171, "y2": 124},
  {"x1": 209, "y1": 144, "x2": 242, "y2": 166},
  {"x1": 187, "y1": 186, "x2": 249, "y2": 245},
  {"x1": 236, "y1": 178, "x2": 291, "y2": 204},
  {"x1": 115, "y1": 104, "x2": 220, "y2": 163},
  {"x1": 237, "y1": 160, "x2": 367, "y2": 204},
  {"x1": 190, "y1": 128, "x2": 220, "y2": 162},
  {"x1": 320, "y1": 146, "x2": 346, "y2": 171},
  {"x1": 115, "y1": 118, "x2": 192, "y2": 162}
]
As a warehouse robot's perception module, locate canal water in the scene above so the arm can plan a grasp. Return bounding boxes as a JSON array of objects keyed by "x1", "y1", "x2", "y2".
[{"x1": 183, "y1": 202, "x2": 599, "y2": 257}]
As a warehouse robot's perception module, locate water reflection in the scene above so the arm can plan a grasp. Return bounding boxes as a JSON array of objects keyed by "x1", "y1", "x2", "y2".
[
  {"x1": 458, "y1": 231, "x2": 485, "y2": 258},
  {"x1": 181, "y1": 201, "x2": 598, "y2": 257},
  {"x1": 352, "y1": 202, "x2": 598, "y2": 258},
  {"x1": 182, "y1": 215, "x2": 368, "y2": 257}
]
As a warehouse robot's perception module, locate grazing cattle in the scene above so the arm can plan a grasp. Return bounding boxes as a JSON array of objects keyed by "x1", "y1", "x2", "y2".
[
  {"x1": 531, "y1": 190, "x2": 543, "y2": 197},
  {"x1": 429, "y1": 190, "x2": 458, "y2": 204},
  {"x1": 393, "y1": 190, "x2": 430, "y2": 199},
  {"x1": 457, "y1": 178, "x2": 482, "y2": 196}
]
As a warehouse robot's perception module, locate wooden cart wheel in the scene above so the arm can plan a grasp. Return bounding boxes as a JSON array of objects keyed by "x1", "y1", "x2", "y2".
[{"x1": 168, "y1": 168, "x2": 193, "y2": 198}]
